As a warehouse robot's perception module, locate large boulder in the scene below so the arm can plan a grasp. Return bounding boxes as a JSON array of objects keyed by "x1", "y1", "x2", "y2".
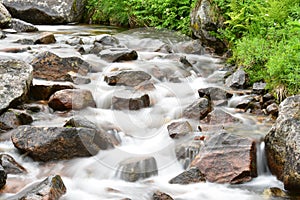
[
  {"x1": 0, "y1": 59, "x2": 33, "y2": 114},
  {"x1": 11, "y1": 126, "x2": 103, "y2": 161},
  {"x1": 191, "y1": 132, "x2": 257, "y2": 184},
  {"x1": 265, "y1": 95, "x2": 300, "y2": 191},
  {"x1": 2, "y1": 0, "x2": 87, "y2": 24},
  {"x1": 6, "y1": 175, "x2": 66, "y2": 200},
  {"x1": 0, "y1": 2, "x2": 11, "y2": 28},
  {"x1": 190, "y1": 0, "x2": 226, "y2": 54},
  {"x1": 31, "y1": 51, "x2": 91, "y2": 81}
]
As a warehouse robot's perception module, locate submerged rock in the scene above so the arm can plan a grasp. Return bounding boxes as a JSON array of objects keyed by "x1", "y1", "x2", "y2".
[
  {"x1": 191, "y1": 132, "x2": 257, "y2": 184},
  {"x1": 104, "y1": 70, "x2": 152, "y2": 87},
  {"x1": 48, "y1": 89, "x2": 96, "y2": 111},
  {"x1": 116, "y1": 156, "x2": 158, "y2": 182},
  {"x1": 0, "y1": 59, "x2": 33, "y2": 114},
  {"x1": 10, "y1": 18, "x2": 38, "y2": 32},
  {"x1": 6, "y1": 175, "x2": 66, "y2": 200},
  {"x1": 0, "y1": 154, "x2": 27, "y2": 174},
  {"x1": 31, "y1": 51, "x2": 91, "y2": 81},
  {"x1": 265, "y1": 95, "x2": 300, "y2": 191},
  {"x1": 2, "y1": 0, "x2": 87, "y2": 24},
  {"x1": 153, "y1": 191, "x2": 174, "y2": 200},
  {"x1": 0, "y1": 3, "x2": 11, "y2": 28},
  {"x1": 99, "y1": 48, "x2": 138, "y2": 62},
  {"x1": 169, "y1": 167, "x2": 206, "y2": 184},
  {"x1": 11, "y1": 126, "x2": 103, "y2": 161},
  {"x1": 112, "y1": 94, "x2": 150, "y2": 110},
  {"x1": 183, "y1": 98, "x2": 212, "y2": 120}
]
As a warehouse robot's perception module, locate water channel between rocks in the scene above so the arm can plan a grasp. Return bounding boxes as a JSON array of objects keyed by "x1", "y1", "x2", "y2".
[{"x1": 0, "y1": 25, "x2": 284, "y2": 200}]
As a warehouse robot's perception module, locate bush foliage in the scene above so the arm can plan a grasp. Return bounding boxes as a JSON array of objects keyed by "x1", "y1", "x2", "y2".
[
  {"x1": 214, "y1": 0, "x2": 300, "y2": 96},
  {"x1": 86, "y1": 0, "x2": 194, "y2": 35}
]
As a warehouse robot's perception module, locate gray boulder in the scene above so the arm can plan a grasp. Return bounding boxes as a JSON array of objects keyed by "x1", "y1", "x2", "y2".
[
  {"x1": 183, "y1": 98, "x2": 212, "y2": 120},
  {"x1": 265, "y1": 95, "x2": 300, "y2": 191},
  {"x1": 0, "y1": 3, "x2": 11, "y2": 28},
  {"x1": 190, "y1": 0, "x2": 226, "y2": 54},
  {"x1": 0, "y1": 59, "x2": 33, "y2": 114},
  {"x1": 225, "y1": 69, "x2": 248, "y2": 89},
  {"x1": 169, "y1": 167, "x2": 206, "y2": 185},
  {"x1": 2, "y1": 0, "x2": 87, "y2": 24},
  {"x1": 9, "y1": 18, "x2": 38, "y2": 32},
  {"x1": 104, "y1": 70, "x2": 152, "y2": 87}
]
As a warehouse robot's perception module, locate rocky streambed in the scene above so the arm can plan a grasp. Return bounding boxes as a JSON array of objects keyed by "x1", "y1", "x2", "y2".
[{"x1": 0, "y1": 23, "x2": 299, "y2": 200}]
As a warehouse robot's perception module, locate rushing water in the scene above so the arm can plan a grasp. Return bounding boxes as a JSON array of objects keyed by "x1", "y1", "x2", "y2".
[{"x1": 0, "y1": 25, "x2": 285, "y2": 200}]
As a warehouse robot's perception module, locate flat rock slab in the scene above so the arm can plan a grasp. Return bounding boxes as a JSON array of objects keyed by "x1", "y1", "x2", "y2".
[
  {"x1": 0, "y1": 59, "x2": 33, "y2": 114},
  {"x1": 31, "y1": 51, "x2": 91, "y2": 81},
  {"x1": 104, "y1": 70, "x2": 152, "y2": 87},
  {"x1": 2, "y1": 0, "x2": 86, "y2": 24},
  {"x1": 191, "y1": 132, "x2": 257, "y2": 184}
]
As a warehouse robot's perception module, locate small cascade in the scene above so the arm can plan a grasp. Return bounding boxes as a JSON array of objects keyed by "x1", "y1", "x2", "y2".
[{"x1": 256, "y1": 141, "x2": 270, "y2": 175}]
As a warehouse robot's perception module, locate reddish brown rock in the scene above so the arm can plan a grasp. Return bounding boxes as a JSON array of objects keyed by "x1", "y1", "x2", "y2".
[
  {"x1": 167, "y1": 121, "x2": 193, "y2": 139},
  {"x1": 6, "y1": 175, "x2": 66, "y2": 200},
  {"x1": 169, "y1": 167, "x2": 206, "y2": 185},
  {"x1": 191, "y1": 132, "x2": 257, "y2": 184},
  {"x1": 183, "y1": 98, "x2": 212, "y2": 120},
  {"x1": 31, "y1": 51, "x2": 91, "y2": 81},
  {"x1": 11, "y1": 126, "x2": 101, "y2": 161},
  {"x1": 153, "y1": 191, "x2": 174, "y2": 200},
  {"x1": 112, "y1": 94, "x2": 150, "y2": 110},
  {"x1": 200, "y1": 108, "x2": 242, "y2": 125},
  {"x1": 34, "y1": 32, "x2": 56, "y2": 44},
  {"x1": 48, "y1": 89, "x2": 96, "y2": 111}
]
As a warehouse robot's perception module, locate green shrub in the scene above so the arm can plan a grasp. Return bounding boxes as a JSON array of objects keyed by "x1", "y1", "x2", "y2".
[
  {"x1": 86, "y1": 0, "x2": 195, "y2": 35},
  {"x1": 214, "y1": 0, "x2": 300, "y2": 96}
]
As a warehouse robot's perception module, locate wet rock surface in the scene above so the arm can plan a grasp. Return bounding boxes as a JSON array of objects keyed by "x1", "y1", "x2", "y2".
[
  {"x1": 183, "y1": 97, "x2": 212, "y2": 120},
  {"x1": 0, "y1": 165, "x2": 7, "y2": 189},
  {"x1": 265, "y1": 95, "x2": 300, "y2": 191},
  {"x1": 2, "y1": 0, "x2": 86, "y2": 24},
  {"x1": 11, "y1": 126, "x2": 102, "y2": 161},
  {"x1": 152, "y1": 191, "x2": 174, "y2": 200},
  {"x1": 112, "y1": 94, "x2": 150, "y2": 110},
  {"x1": 34, "y1": 32, "x2": 56, "y2": 44},
  {"x1": 48, "y1": 89, "x2": 96, "y2": 111},
  {"x1": 104, "y1": 70, "x2": 152, "y2": 87},
  {"x1": 31, "y1": 51, "x2": 91, "y2": 81},
  {"x1": 169, "y1": 167, "x2": 206, "y2": 184},
  {"x1": 191, "y1": 132, "x2": 257, "y2": 184},
  {"x1": 99, "y1": 48, "x2": 138, "y2": 62},
  {"x1": 9, "y1": 18, "x2": 38, "y2": 32},
  {"x1": 167, "y1": 121, "x2": 193, "y2": 139},
  {"x1": 0, "y1": 59, "x2": 33, "y2": 114},
  {"x1": 6, "y1": 175, "x2": 66, "y2": 200},
  {"x1": 116, "y1": 157, "x2": 158, "y2": 182},
  {"x1": 0, "y1": 3, "x2": 11, "y2": 28},
  {"x1": 0, "y1": 154, "x2": 27, "y2": 174},
  {"x1": 0, "y1": 109, "x2": 33, "y2": 132}
]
